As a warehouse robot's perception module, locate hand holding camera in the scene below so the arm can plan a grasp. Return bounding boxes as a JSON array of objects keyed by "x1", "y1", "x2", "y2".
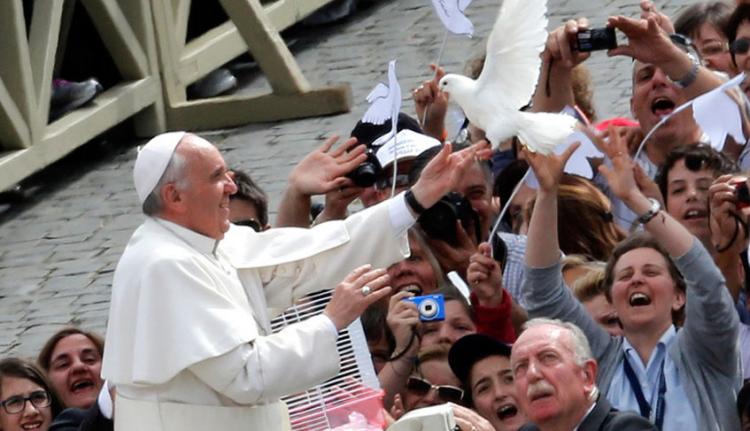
[
  {"x1": 387, "y1": 291, "x2": 421, "y2": 354},
  {"x1": 709, "y1": 175, "x2": 750, "y2": 254},
  {"x1": 545, "y1": 18, "x2": 593, "y2": 69}
]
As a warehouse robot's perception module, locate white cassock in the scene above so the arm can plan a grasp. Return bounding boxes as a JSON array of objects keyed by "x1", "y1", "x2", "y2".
[{"x1": 102, "y1": 195, "x2": 413, "y2": 431}]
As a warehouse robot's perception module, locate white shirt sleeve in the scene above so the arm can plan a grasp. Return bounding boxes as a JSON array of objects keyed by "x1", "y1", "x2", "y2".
[
  {"x1": 188, "y1": 314, "x2": 340, "y2": 404},
  {"x1": 388, "y1": 192, "x2": 417, "y2": 237}
]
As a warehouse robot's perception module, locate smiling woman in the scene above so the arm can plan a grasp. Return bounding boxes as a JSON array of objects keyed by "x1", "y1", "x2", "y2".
[
  {"x1": 37, "y1": 328, "x2": 104, "y2": 410},
  {"x1": 0, "y1": 358, "x2": 63, "y2": 431},
  {"x1": 521, "y1": 128, "x2": 741, "y2": 430}
]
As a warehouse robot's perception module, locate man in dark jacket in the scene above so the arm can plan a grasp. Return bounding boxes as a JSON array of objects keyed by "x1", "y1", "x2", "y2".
[{"x1": 511, "y1": 318, "x2": 656, "y2": 431}]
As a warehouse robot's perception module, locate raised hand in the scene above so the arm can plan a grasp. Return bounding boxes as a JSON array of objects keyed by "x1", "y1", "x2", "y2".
[
  {"x1": 323, "y1": 265, "x2": 392, "y2": 331},
  {"x1": 590, "y1": 126, "x2": 640, "y2": 202},
  {"x1": 315, "y1": 183, "x2": 364, "y2": 223},
  {"x1": 413, "y1": 64, "x2": 448, "y2": 139},
  {"x1": 288, "y1": 136, "x2": 367, "y2": 196},
  {"x1": 606, "y1": 15, "x2": 681, "y2": 67},
  {"x1": 411, "y1": 141, "x2": 491, "y2": 209},
  {"x1": 639, "y1": 0, "x2": 675, "y2": 34},
  {"x1": 523, "y1": 141, "x2": 581, "y2": 193},
  {"x1": 467, "y1": 242, "x2": 504, "y2": 306}
]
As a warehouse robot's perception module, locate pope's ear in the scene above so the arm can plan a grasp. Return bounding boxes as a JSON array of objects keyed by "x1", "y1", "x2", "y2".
[{"x1": 161, "y1": 183, "x2": 186, "y2": 212}]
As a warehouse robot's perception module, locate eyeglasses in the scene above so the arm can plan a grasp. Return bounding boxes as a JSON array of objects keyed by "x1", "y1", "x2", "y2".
[
  {"x1": 0, "y1": 390, "x2": 51, "y2": 414},
  {"x1": 376, "y1": 174, "x2": 411, "y2": 190},
  {"x1": 406, "y1": 376, "x2": 464, "y2": 403},
  {"x1": 731, "y1": 38, "x2": 750, "y2": 56},
  {"x1": 233, "y1": 218, "x2": 261, "y2": 232}
]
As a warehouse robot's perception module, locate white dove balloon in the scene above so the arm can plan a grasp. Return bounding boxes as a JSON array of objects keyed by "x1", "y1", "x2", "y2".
[
  {"x1": 438, "y1": 0, "x2": 577, "y2": 154},
  {"x1": 362, "y1": 60, "x2": 402, "y2": 137},
  {"x1": 431, "y1": 0, "x2": 474, "y2": 36}
]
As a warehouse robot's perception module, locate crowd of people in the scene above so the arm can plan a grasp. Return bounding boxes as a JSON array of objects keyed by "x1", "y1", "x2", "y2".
[{"x1": 9, "y1": 0, "x2": 750, "y2": 430}]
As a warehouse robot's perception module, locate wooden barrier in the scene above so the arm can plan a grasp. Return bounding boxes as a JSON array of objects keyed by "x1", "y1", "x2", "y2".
[
  {"x1": 0, "y1": 0, "x2": 351, "y2": 191},
  {"x1": 151, "y1": 0, "x2": 353, "y2": 130},
  {"x1": 0, "y1": 0, "x2": 165, "y2": 192}
]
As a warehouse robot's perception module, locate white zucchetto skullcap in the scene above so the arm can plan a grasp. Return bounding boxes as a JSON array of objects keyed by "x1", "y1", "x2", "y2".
[{"x1": 133, "y1": 131, "x2": 186, "y2": 204}]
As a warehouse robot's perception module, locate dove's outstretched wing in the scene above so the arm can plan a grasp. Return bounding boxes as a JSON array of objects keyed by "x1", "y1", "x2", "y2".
[
  {"x1": 362, "y1": 83, "x2": 391, "y2": 125},
  {"x1": 475, "y1": 0, "x2": 547, "y2": 111}
]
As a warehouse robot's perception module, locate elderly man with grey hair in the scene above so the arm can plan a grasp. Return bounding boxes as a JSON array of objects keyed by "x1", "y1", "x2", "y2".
[
  {"x1": 511, "y1": 318, "x2": 655, "y2": 431},
  {"x1": 102, "y1": 131, "x2": 487, "y2": 431}
]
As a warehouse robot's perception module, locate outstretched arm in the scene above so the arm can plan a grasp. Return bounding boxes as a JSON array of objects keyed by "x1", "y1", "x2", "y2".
[{"x1": 524, "y1": 143, "x2": 580, "y2": 268}]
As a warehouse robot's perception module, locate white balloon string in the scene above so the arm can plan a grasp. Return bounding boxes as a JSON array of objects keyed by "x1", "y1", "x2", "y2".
[
  {"x1": 489, "y1": 169, "x2": 530, "y2": 257},
  {"x1": 391, "y1": 130, "x2": 398, "y2": 197},
  {"x1": 419, "y1": 31, "x2": 450, "y2": 129}
]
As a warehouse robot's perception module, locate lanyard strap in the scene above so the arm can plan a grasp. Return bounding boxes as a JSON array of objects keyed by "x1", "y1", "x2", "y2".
[{"x1": 623, "y1": 355, "x2": 666, "y2": 429}]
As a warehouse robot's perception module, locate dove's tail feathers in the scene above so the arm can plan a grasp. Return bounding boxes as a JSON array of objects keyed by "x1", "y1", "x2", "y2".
[{"x1": 516, "y1": 112, "x2": 578, "y2": 155}]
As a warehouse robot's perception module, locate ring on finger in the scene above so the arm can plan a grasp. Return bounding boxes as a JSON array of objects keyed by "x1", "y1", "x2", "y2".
[{"x1": 361, "y1": 285, "x2": 372, "y2": 296}]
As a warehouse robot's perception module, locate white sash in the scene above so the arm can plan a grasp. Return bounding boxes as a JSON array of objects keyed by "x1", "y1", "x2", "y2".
[{"x1": 114, "y1": 394, "x2": 291, "y2": 431}]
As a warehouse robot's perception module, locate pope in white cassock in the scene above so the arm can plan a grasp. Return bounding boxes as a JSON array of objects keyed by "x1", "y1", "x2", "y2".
[{"x1": 101, "y1": 131, "x2": 484, "y2": 430}]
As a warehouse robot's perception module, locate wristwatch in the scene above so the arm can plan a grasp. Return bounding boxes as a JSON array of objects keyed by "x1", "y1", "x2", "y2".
[
  {"x1": 668, "y1": 33, "x2": 701, "y2": 89},
  {"x1": 405, "y1": 189, "x2": 427, "y2": 215},
  {"x1": 638, "y1": 198, "x2": 662, "y2": 225}
]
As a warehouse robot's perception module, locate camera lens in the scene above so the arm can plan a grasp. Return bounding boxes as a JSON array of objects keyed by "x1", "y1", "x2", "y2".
[
  {"x1": 351, "y1": 163, "x2": 378, "y2": 187},
  {"x1": 419, "y1": 299, "x2": 439, "y2": 318}
]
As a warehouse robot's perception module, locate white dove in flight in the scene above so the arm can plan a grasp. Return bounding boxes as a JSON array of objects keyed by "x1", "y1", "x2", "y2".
[
  {"x1": 362, "y1": 60, "x2": 402, "y2": 136},
  {"x1": 431, "y1": 0, "x2": 474, "y2": 36},
  {"x1": 438, "y1": 0, "x2": 577, "y2": 154}
]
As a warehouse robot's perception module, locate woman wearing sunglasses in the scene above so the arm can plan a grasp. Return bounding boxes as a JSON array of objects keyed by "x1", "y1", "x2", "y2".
[
  {"x1": 402, "y1": 344, "x2": 466, "y2": 412},
  {"x1": 0, "y1": 358, "x2": 63, "y2": 431}
]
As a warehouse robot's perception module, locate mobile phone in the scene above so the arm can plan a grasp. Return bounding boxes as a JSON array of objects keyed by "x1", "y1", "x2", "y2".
[{"x1": 576, "y1": 27, "x2": 617, "y2": 52}]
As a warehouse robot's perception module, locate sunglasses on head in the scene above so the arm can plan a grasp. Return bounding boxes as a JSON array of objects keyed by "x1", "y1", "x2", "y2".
[
  {"x1": 406, "y1": 376, "x2": 464, "y2": 403},
  {"x1": 731, "y1": 38, "x2": 750, "y2": 56}
]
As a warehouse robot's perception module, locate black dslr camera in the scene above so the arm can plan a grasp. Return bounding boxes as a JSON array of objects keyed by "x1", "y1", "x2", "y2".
[
  {"x1": 575, "y1": 27, "x2": 617, "y2": 52},
  {"x1": 418, "y1": 192, "x2": 481, "y2": 246},
  {"x1": 346, "y1": 151, "x2": 382, "y2": 187}
]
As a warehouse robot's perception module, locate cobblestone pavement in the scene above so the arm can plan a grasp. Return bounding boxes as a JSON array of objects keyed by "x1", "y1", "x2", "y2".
[{"x1": 0, "y1": 0, "x2": 696, "y2": 357}]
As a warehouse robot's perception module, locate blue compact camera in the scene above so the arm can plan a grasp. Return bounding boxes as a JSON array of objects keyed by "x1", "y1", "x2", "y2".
[{"x1": 405, "y1": 294, "x2": 445, "y2": 322}]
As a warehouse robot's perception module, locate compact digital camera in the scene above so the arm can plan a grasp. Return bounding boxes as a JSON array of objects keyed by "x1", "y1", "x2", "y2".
[
  {"x1": 575, "y1": 27, "x2": 617, "y2": 52},
  {"x1": 405, "y1": 294, "x2": 445, "y2": 322}
]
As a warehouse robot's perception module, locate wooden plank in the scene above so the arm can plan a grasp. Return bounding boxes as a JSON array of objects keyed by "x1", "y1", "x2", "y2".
[
  {"x1": 0, "y1": 77, "x2": 159, "y2": 191},
  {"x1": 151, "y1": 0, "x2": 188, "y2": 103},
  {"x1": 80, "y1": 0, "x2": 149, "y2": 79},
  {"x1": 126, "y1": 0, "x2": 166, "y2": 136},
  {"x1": 218, "y1": 0, "x2": 309, "y2": 95},
  {"x1": 173, "y1": 0, "x2": 191, "y2": 52},
  {"x1": 28, "y1": 0, "x2": 64, "y2": 138},
  {"x1": 0, "y1": 77, "x2": 31, "y2": 150},
  {"x1": 178, "y1": 21, "x2": 246, "y2": 85},
  {"x1": 265, "y1": 0, "x2": 335, "y2": 31},
  {"x1": 166, "y1": 84, "x2": 352, "y2": 130},
  {"x1": 0, "y1": 0, "x2": 37, "y2": 131},
  {"x1": 177, "y1": 0, "x2": 337, "y2": 86}
]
